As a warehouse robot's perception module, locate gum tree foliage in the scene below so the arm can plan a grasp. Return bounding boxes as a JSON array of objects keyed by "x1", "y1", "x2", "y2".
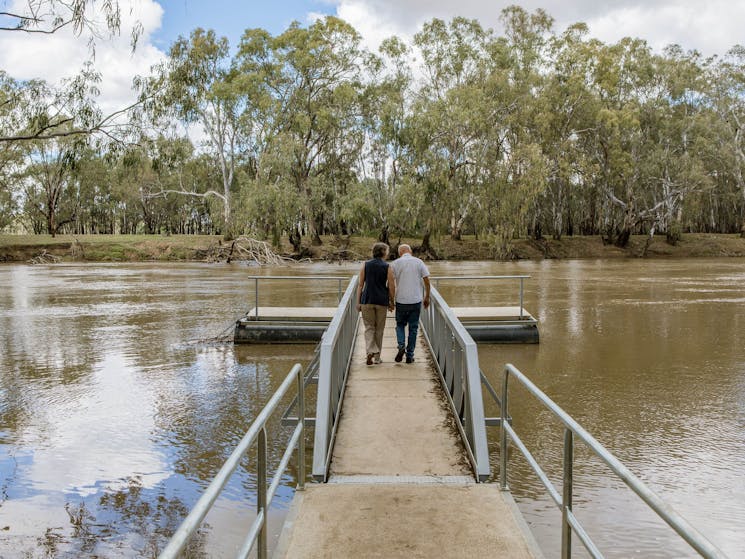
[
  {"x1": 237, "y1": 17, "x2": 367, "y2": 247},
  {"x1": 140, "y1": 28, "x2": 244, "y2": 232},
  {"x1": 0, "y1": 0, "x2": 142, "y2": 144},
  {"x1": 4, "y1": 8, "x2": 745, "y2": 251},
  {"x1": 22, "y1": 135, "x2": 83, "y2": 236},
  {"x1": 0, "y1": 1, "x2": 143, "y2": 231}
]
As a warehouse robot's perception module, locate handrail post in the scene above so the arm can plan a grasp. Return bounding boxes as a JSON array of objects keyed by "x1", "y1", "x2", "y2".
[
  {"x1": 500, "y1": 366, "x2": 510, "y2": 490},
  {"x1": 257, "y1": 428, "x2": 268, "y2": 559},
  {"x1": 255, "y1": 278, "x2": 259, "y2": 318},
  {"x1": 561, "y1": 428, "x2": 574, "y2": 559},
  {"x1": 297, "y1": 366, "x2": 305, "y2": 491},
  {"x1": 519, "y1": 277, "x2": 524, "y2": 319}
]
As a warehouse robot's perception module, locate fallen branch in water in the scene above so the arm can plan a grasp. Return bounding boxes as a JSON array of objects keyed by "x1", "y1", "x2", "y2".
[
  {"x1": 28, "y1": 250, "x2": 60, "y2": 264},
  {"x1": 196, "y1": 237, "x2": 295, "y2": 265}
]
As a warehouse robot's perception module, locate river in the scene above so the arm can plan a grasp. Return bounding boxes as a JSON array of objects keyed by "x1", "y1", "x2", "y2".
[{"x1": 0, "y1": 259, "x2": 743, "y2": 558}]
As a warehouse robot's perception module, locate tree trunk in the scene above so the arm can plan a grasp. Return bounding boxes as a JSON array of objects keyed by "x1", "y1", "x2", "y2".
[
  {"x1": 378, "y1": 225, "x2": 389, "y2": 245},
  {"x1": 614, "y1": 197, "x2": 636, "y2": 248},
  {"x1": 419, "y1": 230, "x2": 439, "y2": 259},
  {"x1": 311, "y1": 214, "x2": 323, "y2": 246},
  {"x1": 289, "y1": 226, "x2": 302, "y2": 253},
  {"x1": 450, "y1": 212, "x2": 462, "y2": 240},
  {"x1": 47, "y1": 212, "x2": 56, "y2": 238}
]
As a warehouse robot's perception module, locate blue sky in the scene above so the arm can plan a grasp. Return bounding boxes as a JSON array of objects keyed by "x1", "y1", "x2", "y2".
[
  {"x1": 151, "y1": 0, "x2": 335, "y2": 50},
  {"x1": 1, "y1": 0, "x2": 742, "y2": 114}
]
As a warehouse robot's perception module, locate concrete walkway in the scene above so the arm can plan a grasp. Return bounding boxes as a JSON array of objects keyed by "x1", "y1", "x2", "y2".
[{"x1": 276, "y1": 317, "x2": 540, "y2": 558}]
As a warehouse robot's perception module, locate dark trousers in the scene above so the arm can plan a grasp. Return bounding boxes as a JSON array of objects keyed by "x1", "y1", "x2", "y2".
[{"x1": 395, "y1": 302, "x2": 421, "y2": 359}]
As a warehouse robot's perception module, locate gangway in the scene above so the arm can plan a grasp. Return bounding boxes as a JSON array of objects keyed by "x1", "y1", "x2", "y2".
[{"x1": 160, "y1": 275, "x2": 727, "y2": 559}]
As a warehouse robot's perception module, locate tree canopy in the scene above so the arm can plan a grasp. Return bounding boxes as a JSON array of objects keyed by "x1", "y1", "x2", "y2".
[{"x1": 2, "y1": 7, "x2": 745, "y2": 250}]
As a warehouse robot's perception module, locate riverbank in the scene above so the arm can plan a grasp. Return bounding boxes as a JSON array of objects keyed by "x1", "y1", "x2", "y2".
[{"x1": 1, "y1": 233, "x2": 745, "y2": 263}]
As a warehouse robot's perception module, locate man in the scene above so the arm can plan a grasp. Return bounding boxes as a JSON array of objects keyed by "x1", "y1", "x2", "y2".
[{"x1": 390, "y1": 244, "x2": 430, "y2": 363}]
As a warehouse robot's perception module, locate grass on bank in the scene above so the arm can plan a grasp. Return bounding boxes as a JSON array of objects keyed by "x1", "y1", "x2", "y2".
[{"x1": 1, "y1": 233, "x2": 745, "y2": 263}]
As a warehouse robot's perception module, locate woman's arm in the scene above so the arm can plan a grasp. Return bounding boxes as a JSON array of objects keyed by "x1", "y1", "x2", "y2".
[{"x1": 357, "y1": 263, "x2": 366, "y2": 312}]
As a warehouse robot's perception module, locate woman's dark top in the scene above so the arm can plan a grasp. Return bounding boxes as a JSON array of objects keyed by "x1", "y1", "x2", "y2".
[{"x1": 360, "y1": 258, "x2": 389, "y2": 306}]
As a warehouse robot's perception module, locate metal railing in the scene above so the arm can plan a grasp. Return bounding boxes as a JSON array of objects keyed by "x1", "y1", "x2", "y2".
[
  {"x1": 432, "y1": 275, "x2": 530, "y2": 319},
  {"x1": 420, "y1": 285, "x2": 490, "y2": 481},
  {"x1": 499, "y1": 363, "x2": 727, "y2": 559},
  {"x1": 312, "y1": 275, "x2": 360, "y2": 481},
  {"x1": 159, "y1": 364, "x2": 306, "y2": 559},
  {"x1": 245, "y1": 276, "x2": 349, "y2": 318}
]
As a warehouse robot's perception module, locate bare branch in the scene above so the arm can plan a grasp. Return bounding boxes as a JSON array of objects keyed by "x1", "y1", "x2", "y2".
[
  {"x1": 143, "y1": 188, "x2": 227, "y2": 203},
  {"x1": 0, "y1": 19, "x2": 72, "y2": 34}
]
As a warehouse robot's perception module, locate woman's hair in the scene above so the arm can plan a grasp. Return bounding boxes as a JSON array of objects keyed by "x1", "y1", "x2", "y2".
[{"x1": 372, "y1": 242, "x2": 389, "y2": 258}]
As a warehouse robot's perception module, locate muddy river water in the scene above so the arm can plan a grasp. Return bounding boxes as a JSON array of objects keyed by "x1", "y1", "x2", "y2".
[{"x1": 0, "y1": 259, "x2": 743, "y2": 558}]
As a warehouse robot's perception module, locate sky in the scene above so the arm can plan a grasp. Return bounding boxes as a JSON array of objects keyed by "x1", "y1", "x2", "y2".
[{"x1": 1, "y1": 0, "x2": 744, "y2": 116}]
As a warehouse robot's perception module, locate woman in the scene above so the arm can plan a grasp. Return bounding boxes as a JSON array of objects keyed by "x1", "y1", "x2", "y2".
[{"x1": 357, "y1": 242, "x2": 395, "y2": 365}]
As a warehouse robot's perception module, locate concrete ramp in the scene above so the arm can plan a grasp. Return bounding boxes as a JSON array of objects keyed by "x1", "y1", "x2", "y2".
[{"x1": 276, "y1": 318, "x2": 540, "y2": 558}]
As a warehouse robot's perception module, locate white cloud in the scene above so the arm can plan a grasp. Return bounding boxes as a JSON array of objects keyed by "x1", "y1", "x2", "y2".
[
  {"x1": 329, "y1": 0, "x2": 744, "y2": 56},
  {"x1": 0, "y1": 0, "x2": 167, "y2": 115}
]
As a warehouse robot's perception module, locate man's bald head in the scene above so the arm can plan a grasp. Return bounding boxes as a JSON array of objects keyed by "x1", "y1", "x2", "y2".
[{"x1": 398, "y1": 244, "x2": 412, "y2": 256}]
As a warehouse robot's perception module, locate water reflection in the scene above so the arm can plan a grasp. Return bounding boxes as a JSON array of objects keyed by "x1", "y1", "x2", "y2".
[{"x1": 0, "y1": 260, "x2": 744, "y2": 557}]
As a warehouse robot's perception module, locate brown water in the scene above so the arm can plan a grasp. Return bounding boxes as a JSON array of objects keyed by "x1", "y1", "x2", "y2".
[{"x1": 0, "y1": 260, "x2": 743, "y2": 558}]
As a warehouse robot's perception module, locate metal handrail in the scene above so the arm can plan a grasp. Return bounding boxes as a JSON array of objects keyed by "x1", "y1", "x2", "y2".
[
  {"x1": 420, "y1": 285, "x2": 490, "y2": 481},
  {"x1": 499, "y1": 363, "x2": 727, "y2": 559},
  {"x1": 312, "y1": 276, "x2": 360, "y2": 481},
  {"x1": 245, "y1": 276, "x2": 350, "y2": 318},
  {"x1": 159, "y1": 364, "x2": 306, "y2": 559},
  {"x1": 432, "y1": 275, "x2": 530, "y2": 319}
]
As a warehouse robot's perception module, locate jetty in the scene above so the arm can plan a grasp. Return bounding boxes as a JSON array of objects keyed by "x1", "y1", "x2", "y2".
[
  {"x1": 234, "y1": 275, "x2": 538, "y2": 343},
  {"x1": 274, "y1": 315, "x2": 540, "y2": 558},
  {"x1": 160, "y1": 275, "x2": 726, "y2": 559}
]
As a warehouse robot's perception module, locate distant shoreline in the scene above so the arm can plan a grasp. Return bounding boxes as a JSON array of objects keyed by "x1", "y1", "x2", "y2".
[{"x1": 2, "y1": 233, "x2": 745, "y2": 263}]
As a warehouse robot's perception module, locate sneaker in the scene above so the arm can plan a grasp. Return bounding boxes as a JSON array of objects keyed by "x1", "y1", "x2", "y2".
[
  {"x1": 366, "y1": 353, "x2": 374, "y2": 365},
  {"x1": 373, "y1": 354, "x2": 382, "y2": 364},
  {"x1": 406, "y1": 356, "x2": 415, "y2": 364},
  {"x1": 395, "y1": 348, "x2": 405, "y2": 362}
]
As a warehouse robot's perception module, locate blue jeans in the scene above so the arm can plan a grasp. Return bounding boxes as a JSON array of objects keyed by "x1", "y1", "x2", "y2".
[{"x1": 395, "y1": 302, "x2": 421, "y2": 359}]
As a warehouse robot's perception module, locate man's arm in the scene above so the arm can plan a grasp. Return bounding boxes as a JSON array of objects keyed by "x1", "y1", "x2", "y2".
[
  {"x1": 422, "y1": 276, "x2": 431, "y2": 309},
  {"x1": 387, "y1": 265, "x2": 396, "y2": 311}
]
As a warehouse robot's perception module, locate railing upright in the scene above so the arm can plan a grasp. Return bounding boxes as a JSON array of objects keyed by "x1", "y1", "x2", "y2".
[
  {"x1": 431, "y1": 275, "x2": 531, "y2": 319},
  {"x1": 312, "y1": 276, "x2": 360, "y2": 481},
  {"x1": 499, "y1": 363, "x2": 727, "y2": 559},
  {"x1": 159, "y1": 363, "x2": 307, "y2": 559},
  {"x1": 421, "y1": 285, "x2": 490, "y2": 481},
  {"x1": 245, "y1": 276, "x2": 350, "y2": 319}
]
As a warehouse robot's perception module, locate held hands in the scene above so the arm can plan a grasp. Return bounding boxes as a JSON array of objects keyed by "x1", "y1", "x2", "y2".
[{"x1": 388, "y1": 302, "x2": 395, "y2": 312}]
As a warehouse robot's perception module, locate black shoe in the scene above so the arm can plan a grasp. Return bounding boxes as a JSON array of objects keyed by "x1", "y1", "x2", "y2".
[
  {"x1": 395, "y1": 348, "x2": 405, "y2": 362},
  {"x1": 406, "y1": 356, "x2": 415, "y2": 364},
  {"x1": 366, "y1": 353, "x2": 374, "y2": 365}
]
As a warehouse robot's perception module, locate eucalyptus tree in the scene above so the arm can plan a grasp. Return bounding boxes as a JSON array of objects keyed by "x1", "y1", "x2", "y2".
[
  {"x1": 0, "y1": 0, "x2": 137, "y2": 44},
  {"x1": 22, "y1": 135, "x2": 83, "y2": 236},
  {"x1": 237, "y1": 17, "x2": 368, "y2": 247},
  {"x1": 351, "y1": 36, "x2": 414, "y2": 243},
  {"x1": 533, "y1": 23, "x2": 598, "y2": 239},
  {"x1": 635, "y1": 46, "x2": 714, "y2": 244},
  {"x1": 0, "y1": 1, "x2": 143, "y2": 146},
  {"x1": 410, "y1": 17, "x2": 496, "y2": 248},
  {"x1": 583, "y1": 37, "x2": 655, "y2": 246},
  {"x1": 584, "y1": 38, "x2": 715, "y2": 246},
  {"x1": 469, "y1": 7, "x2": 552, "y2": 254},
  {"x1": 708, "y1": 46, "x2": 745, "y2": 236},
  {"x1": 140, "y1": 28, "x2": 246, "y2": 233},
  {"x1": 0, "y1": 72, "x2": 20, "y2": 228}
]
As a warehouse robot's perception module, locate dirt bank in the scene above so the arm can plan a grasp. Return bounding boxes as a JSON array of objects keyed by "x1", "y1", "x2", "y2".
[{"x1": 2, "y1": 233, "x2": 745, "y2": 263}]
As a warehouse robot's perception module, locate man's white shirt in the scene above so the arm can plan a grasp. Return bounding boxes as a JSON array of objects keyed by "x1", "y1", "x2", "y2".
[{"x1": 391, "y1": 253, "x2": 430, "y2": 304}]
